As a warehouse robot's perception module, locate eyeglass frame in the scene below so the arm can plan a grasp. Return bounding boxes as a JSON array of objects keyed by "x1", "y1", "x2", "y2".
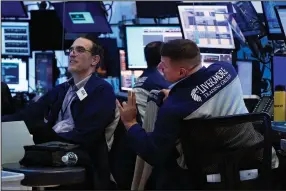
[{"x1": 68, "y1": 46, "x2": 94, "y2": 55}]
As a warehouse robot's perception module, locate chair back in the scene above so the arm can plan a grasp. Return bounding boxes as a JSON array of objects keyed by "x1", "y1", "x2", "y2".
[{"x1": 181, "y1": 112, "x2": 273, "y2": 190}]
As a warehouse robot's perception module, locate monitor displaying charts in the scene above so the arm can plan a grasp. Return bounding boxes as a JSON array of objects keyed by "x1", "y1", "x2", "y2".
[
  {"x1": 177, "y1": 4, "x2": 235, "y2": 49},
  {"x1": 125, "y1": 25, "x2": 182, "y2": 69},
  {"x1": 1, "y1": 57, "x2": 28, "y2": 92}
]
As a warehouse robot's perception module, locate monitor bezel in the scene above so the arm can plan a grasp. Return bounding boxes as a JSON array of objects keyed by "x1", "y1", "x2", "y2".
[
  {"x1": 123, "y1": 24, "x2": 181, "y2": 70},
  {"x1": 261, "y1": 2, "x2": 286, "y2": 40},
  {"x1": 176, "y1": 2, "x2": 235, "y2": 53},
  {"x1": 274, "y1": 5, "x2": 286, "y2": 43},
  {"x1": 1, "y1": 20, "x2": 31, "y2": 57}
]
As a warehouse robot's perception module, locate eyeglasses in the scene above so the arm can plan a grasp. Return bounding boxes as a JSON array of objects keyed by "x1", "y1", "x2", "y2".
[{"x1": 68, "y1": 46, "x2": 92, "y2": 54}]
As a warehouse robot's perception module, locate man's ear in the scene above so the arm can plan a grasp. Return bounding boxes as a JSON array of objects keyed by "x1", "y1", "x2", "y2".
[
  {"x1": 91, "y1": 55, "x2": 100, "y2": 66},
  {"x1": 179, "y1": 68, "x2": 187, "y2": 78}
]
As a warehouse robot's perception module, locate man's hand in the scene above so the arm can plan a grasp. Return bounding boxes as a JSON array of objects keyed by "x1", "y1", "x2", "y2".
[
  {"x1": 116, "y1": 91, "x2": 138, "y2": 129},
  {"x1": 161, "y1": 89, "x2": 170, "y2": 101}
]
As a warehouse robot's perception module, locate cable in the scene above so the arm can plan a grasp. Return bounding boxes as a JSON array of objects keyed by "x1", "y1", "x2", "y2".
[
  {"x1": 153, "y1": 18, "x2": 158, "y2": 24},
  {"x1": 104, "y1": 2, "x2": 114, "y2": 23},
  {"x1": 29, "y1": 85, "x2": 36, "y2": 92},
  {"x1": 105, "y1": 2, "x2": 113, "y2": 11},
  {"x1": 28, "y1": 74, "x2": 37, "y2": 92},
  {"x1": 108, "y1": 3, "x2": 113, "y2": 23}
]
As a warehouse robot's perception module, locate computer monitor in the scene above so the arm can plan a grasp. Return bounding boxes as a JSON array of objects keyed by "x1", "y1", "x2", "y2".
[
  {"x1": 177, "y1": 3, "x2": 235, "y2": 50},
  {"x1": 125, "y1": 25, "x2": 182, "y2": 69},
  {"x1": 35, "y1": 52, "x2": 56, "y2": 94},
  {"x1": 275, "y1": 6, "x2": 286, "y2": 42},
  {"x1": 1, "y1": 1, "x2": 28, "y2": 18},
  {"x1": 236, "y1": 60, "x2": 262, "y2": 96},
  {"x1": 272, "y1": 55, "x2": 286, "y2": 91},
  {"x1": 1, "y1": 57, "x2": 28, "y2": 92},
  {"x1": 119, "y1": 49, "x2": 143, "y2": 91},
  {"x1": 262, "y1": 1, "x2": 286, "y2": 40},
  {"x1": 232, "y1": 1, "x2": 265, "y2": 37},
  {"x1": 53, "y1": 2, "x2": 112, "y2": 33},
  {"x1": 1, "y1": 21, "x2": 30, "y2": 56},
  {"x1": 237, "y1": 60, "x2": 253, "y2": 95},
  {"x1": 201, "y1": 53, "x2": 232, "y2": 68}
]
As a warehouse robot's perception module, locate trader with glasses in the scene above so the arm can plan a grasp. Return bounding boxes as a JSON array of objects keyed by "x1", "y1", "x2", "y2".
[{"x1": 2, "y1": 34, "x2": 118, "y2": 189}]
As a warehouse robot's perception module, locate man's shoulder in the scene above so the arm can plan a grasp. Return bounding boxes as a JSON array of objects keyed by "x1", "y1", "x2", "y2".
[
  {"x1": 135, "y1": 71, "x2": 170, "y2": 91},
  {"x1": 83, "y1": 75, "x2": 115, "y2": 96},
  {"x1": 208, "y1": 61, "x2": 237, "y2": 74},
  {"x1": 90, "y1": 75, "x2": 114, "y2": 89}
]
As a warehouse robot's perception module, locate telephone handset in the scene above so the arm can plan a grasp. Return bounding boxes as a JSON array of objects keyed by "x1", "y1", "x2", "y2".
[{"x1": 253, "y1": 96, "x2": 274, "y2": 117}]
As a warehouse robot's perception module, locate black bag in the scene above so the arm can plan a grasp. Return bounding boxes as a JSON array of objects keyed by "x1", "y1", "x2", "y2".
[{"x1": 19, "y1": 141, "x2": 92, "y2": 167}]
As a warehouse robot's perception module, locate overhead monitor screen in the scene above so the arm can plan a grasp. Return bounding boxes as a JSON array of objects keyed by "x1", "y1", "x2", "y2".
[
  {"x1": 125, "y1": 25, "x2": 182, "y2": 69},
  {"x1": 177, "y1": 4, "x2": 235, "y2": 49},
  {"x1": 233, "y1": 1, "x2": 265, "y2": 37},
  {"x1": 275, "y1": 6, "x2": 286, "y2": 39},
  {"x1": 262, "y1": 1, "x2": 286, "y2": 37},
  {"x1": 1, "y1": 58, "x2": 28, "y2": 92},
  {"x1": 53, "y1": 2, "x2": 112, "y2": 33},
  {"x1": 1, "y1": 22, "x2": 30, "y2": 56},
  {"x1": 1, "y1": 1, "x2": 27, "y2": 18}
]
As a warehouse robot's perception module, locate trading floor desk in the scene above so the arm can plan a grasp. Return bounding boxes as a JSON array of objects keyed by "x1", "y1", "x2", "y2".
[{"x1": 2, "y1": 163, "x2": 86, "y2": 190}]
